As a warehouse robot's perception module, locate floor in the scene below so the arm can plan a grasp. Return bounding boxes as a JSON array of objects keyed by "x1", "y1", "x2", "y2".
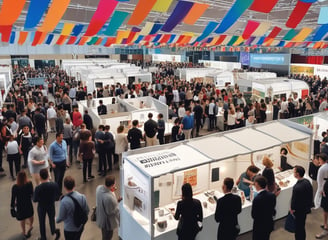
[{"x1": 0, "y1": 130, "x2": 326, "y2": 240}]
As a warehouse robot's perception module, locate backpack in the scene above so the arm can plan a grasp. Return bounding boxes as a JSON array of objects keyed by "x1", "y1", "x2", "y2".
[{"x1": 67, "y1": 195, "x2": 88, "y2": 228}]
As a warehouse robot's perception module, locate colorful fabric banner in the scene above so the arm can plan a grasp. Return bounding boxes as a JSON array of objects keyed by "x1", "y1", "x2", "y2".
[
  {"x1": 233, "y1": 36, "x2": 244, "y2": 46},
  {"x1": 283, "y1": 29, "x2": 298, "y2": 40},
  {"x1": 45, "y1": 34, "x2": 54, "y2": 45},
  {"x1": 9, "y1": 32, "x2": 15, "y2": 44},
  {"x1": 252, "y1": 22, "x2": 271, "y2": 36},
  {"x1": 38, "y1": 0, "x2": 71, "y2": 32},
  {"x1": 313, "y1": 24, "x2": 328, "y2": 41},
  {"x1": 242, "y1": 20, "x2": 260, "y2": 39},
  {"x1": 267, "y1": 27, "x2": 282, "y2": 38},
  {"x1": 0, "y1": 25, "x2": 12, "y2": 42},
  {"x1": 116, "y1": 30, "x2": 130, "y2": 44},
  {"x1": 84, "y1": 0, "x2": 118, "y2": 36},
  {"x1": 71, "y1": 25, "x2": 84, "y2": 36},
  {"x1": 104, "y1": 37, "x2": 116, "y2": 47},
  {"x1": 24, "y1": 0, "x2": 51, "y2": 29},
  {"x1": 159, "y1": 34, "x2": 171, "y2": 43},
  {"x1": 103, "y1": 11, "x2": 129, "y2": 36},
  {"x1": 161, "y1": 1, "x2": 194, "y2": 32},
  {"x1": 195, "y1": 22, "x2": 219, "y2": 42},
  {"x1": 215, "y1": 35, "x2": 227, "y2": 45},
  {"x1": 285, "y1": 42, "x2": 295, "y2": 48},
  {"x1": 318, "y1": 6, "x2": 328, "y2": 24},
  {"x1": 32, "y1": 31, "x2": 43, "y2": 46},
  {"x1": 183, "y1": 3, "x2": 209, "y2": 25},
  {"x1": 221, "y1": 35, "x2": 232, "y2": 45},
  {"x1": 149, "y1": 23, "x2": 163, "y2": 35},
  {"x1": 152, "y1": 34, "x2": 162, "y2": 42},
  {"x1": 263, "y1": 38, "x2": 275, "y2": 46},
  {"x1": 127, "y1": 0, "x2": 157, "y2": 25},
  {"x1": 61, "y1": 23, "x2": 75, "y2": 36},
  {"x1": 78, "y1": 36, "x2": 89, "y2": 45},
  {"x1": 134, "y1": 35, "x2": 144, "y2": 44},
  {"x1": 286, "y1": 1, "x2": 312, "y2": 28},
  {"x1": 227, "y1": 36, "x2": 239, "y2": 46},
  {"x1": 215, "y1": 0, "x2": 254, "y2": 34},
  {"x1": 126, "y1": 31, "x2": 137, "y2": 44},
  {"x1": 140, "y1": 22, "x2": 155, "y2": 35},
  {"x1": 56, "y1": 35, "x2": 67, "y2": 45},
  {"x1": 256, "y1": 36, "x2": 265, "y2": 45},
  {"x1": 292, "y1": 27, "x2": 312, "y2": 41},
  {"x1": 67, "y1": 36, "x2": 77, "y2": 45},
  {"x1": 152, "y1": 0, "x2": 174, "y2": 12},
  {"x1": 87, "y1": 37, "x2": 99, "y2": 45},
  {"x1": 0, "y1": 0, "x2": 26, "y2": 25},
  {"x1": 167, "y1": 34, "x2": 176, "y2": 44},
  {"x1": 277, "y1": 40, "x2": 286, "y2": 47},
  {"x1": 249, "y1": 0, "x2": 278, "y2": 13},
  {"x1": 18, "y1": 31, "x2": 28, "y2": 45},
  {"x1": 245, "y1": 36, "x2": 256, "y2": 45}
]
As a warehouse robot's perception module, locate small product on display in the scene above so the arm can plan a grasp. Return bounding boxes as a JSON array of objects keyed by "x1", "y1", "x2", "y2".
[
  {"x1": 203, "y1": 201, "x2": 208, "y2": 208},
  {"x1": 279, "y1": 180, "x2": 290, "y2": 188},
  {"x1": 157, "y1": 219, "x2": 168, "y2": 232},
  {"x1": 208, "y1": 196, "x2": 216, "y2": 204}
]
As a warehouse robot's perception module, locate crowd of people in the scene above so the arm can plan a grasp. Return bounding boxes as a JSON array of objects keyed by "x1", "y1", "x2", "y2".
[{"x1": 2, "y1": 62, "x2": 328, "y2": 240}]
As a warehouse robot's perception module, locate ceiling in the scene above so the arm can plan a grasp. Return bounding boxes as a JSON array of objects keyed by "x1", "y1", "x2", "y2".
[{"x1": 4, "y1": 0, "x2": 328, "y2": 47}]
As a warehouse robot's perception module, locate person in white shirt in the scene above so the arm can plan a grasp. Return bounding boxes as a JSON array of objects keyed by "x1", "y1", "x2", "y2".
[
  {"x1": 6, "y1": 135, "x2": 20, "y2": 180},
  {"x1": 178, "y1": 104, "x2": 186, "y2": 118},
  {"x1": 158, "y1": 91, "x2": 167, "y2": 105},
  {"x1": 47, "y1": 102, "x2": 57, "y2": 132},
  {"x1": 208, "y1": 98, "x2": 216, "y2": 131},
  {"x1": 172, "y1": 87, "x2": 180, "y2": 108}
]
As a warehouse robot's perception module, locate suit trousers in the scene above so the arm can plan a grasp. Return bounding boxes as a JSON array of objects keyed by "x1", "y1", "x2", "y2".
[
  {"x1": 64, "y1": 227, "x2": 84, "y2": 240},
  {"x1": 295, "y1": 212, "x2": 307, "y2": 240},
  {"x1": 53, "y1": 160, "x2": 66, "y2": 194},
  {"x1": 101, "y1": 228, "x2": 114, "y2": 240},
  {"x1": 38, "y1": 205, "x2": 56, "y2": 240}
]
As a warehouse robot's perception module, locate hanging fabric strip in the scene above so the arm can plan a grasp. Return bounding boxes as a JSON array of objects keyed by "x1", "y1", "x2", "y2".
[
  {"x1": 152, "y1": 34, "x2": 162, "y2": 43},
  {"x1": 32, "y1": 31, "x2": 43, "y2": 46},
  {"x1": 313, "y1": 24, "x2": 328, "y2": 41},
  {"x1": 242, "y1": 20, "x2": 260, "y2": 39},
  {"x1": 94, "y1": 37, "x2": 103, "y2": 45},
  {"x1": 245, "y1": 36, "x2": 256, "y2": 45},
  {"x1": 183, "y1": 3, "x2": 209, "y2": 25},
  {"x1": 215, "y1": 0, "x2": 254, "y2": 34},
  {"x1": 104, "y1": 37, "x2": 116, "y2": 47},
  {"x1": 292, "y1": 27, "x2": 312, "y2": 41},
  {"x1": 127, "y1": 0, "x2": 157, "y2": 25},
  {"x1": 227, "y1": 36, "x2": 239, "y2": 46},
  {"x1": 175, "y1": 35, "x2": 186, "y2": 44},
  {"x1": 18, "y1": 31, "x2": 28, "y2": 45},
  {"x1": 56, "y1": 35, "x2": 67, "y2": 45},
  {"x1": 159, "y1": 34, "x2": 171, "y2": 43},
  {"x1": 252, "y1": 22, "x2": 271, "y2": 36},
  {"x1": 9, "y1": 32, "x2": 15, "y2": 44},
  {"x1": 256, "y1": 36, "x2": 265, "y2": 45},
  {"x1": 214, "y1": 35, "x2": 227, "y2": 45},
  {"x1": 140, "y1": 22, "x2": 155, "y2": 35},
  {"x1": 0, "y1": 0, "x2": 26, "y2": 25},
  {"x1": 285, "y1": 42, "x2": 295, "y2": 48},
  {"x1": 233, "y1": 36, "x2": 244, "y2": 46},
  {"x1": 318, "y1": 6, "x2": 328, "y2": 24},
  {"x1": 286, "y1": 1, "x2": 312, "y2": 28},
  {"x1": 277, "y1": 40, "x2": 286, "y2": 47},
  {"x1": 71, "y1": 24, "x2": 84, "y2": 36},
  {"x1": 87, "y1": 37, "x2": 98, "y2": 45},
  {"x1": 207, "y1": 37, "x2": 219, "y2": 46},
  {"x1": 38, "y1": 0, "x2": 71, "y2": 32},
  {"x1": 167, "y1": 34, "x2": 176, "y2": 44},
  {"x1": 0, "y1": 25, "x2": 12, "y2": 42},
  {"x1": 126, "y1": 32, "x2": 137, "y2": 44},
  {"x1": 264, "y1": 38, "x2": 274, "y2": 46},
  {"x1": 143, "y1": 34, "x2": 154, "y2": 42},
  {"x1": 283, "y1": 29, "x2": 298, "y2": 40},
  {"x1": 161, "y1": 1, "x2": 194, "y2": 32},
  {"x1": 24, "y1": 0, "x2": 51, "y2": 29},
  {"x1": 116, "y1": 30, "x2": 130, "y2": 44},
  {"x1": 195, "y1": 22, "x2": 219, "y2": 42},
  {"x1": 84, "y1": 0, "x2": 118, "y2": 36},
  {"x1": 67, "y1": 36, "x2": 77, "y2": 45},
  {"x1": 249, "y1": 0, "x2": 278, "y2": 13},
  {"x1": 103, "y1": 11, "x2": 130, "y2": 36},
  {"x1": 149, "y1": 23, "x2": 163, "y2": 35},
  {"x1": 78, "y1": 36, "x2": 89, "y2": 45},
  {"x1": 45, "y1": 34, "x2": 54, "y2": 44},
  {"x1": 152, "y1": 0, "x2": 174, "y2": 12},
  {"x1": 134, "y1": 35, "x2": 144, "y2": 44},
  {"x1": 221, "y1": 35, "x2": 232, "y2": 45},
  {"x1": 267, "y1": 26, "x2": 282, "y2": 38},
  {"x1": 61, "y1": 23, "x2": 75, "y2": 36}
]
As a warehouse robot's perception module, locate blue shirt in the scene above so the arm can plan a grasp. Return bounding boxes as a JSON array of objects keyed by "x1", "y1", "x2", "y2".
[
  {"x1": 182, "y1": 114, "x2": 194, "y2": 130},
  {"x1": 49, "y1": 140, "x2": 67, "y2": 163},
  {"x1": 56, "y1": 191, "x2": 89, "y2": 232}
]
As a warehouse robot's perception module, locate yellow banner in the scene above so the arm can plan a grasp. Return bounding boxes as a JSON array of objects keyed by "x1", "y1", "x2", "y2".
[
  {"x1": 61, "y1": 23, "x2": 75, "y2": 36},
  {"x1": 152, "y1": 0, "x2": 174, "y2": 12},
  {"x1": 139, "y1": 22, "x2": 154, "y2": 35},
  {"x1": 252, "y1": 22, "x2": 271, "y2": 36},
  {"x1": 292, "y1": 28, "x2": 312, "y2": 42}
]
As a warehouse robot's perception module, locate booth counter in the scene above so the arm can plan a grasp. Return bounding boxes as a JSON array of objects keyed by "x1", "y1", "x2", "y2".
[{"x1": 120, "y1": 121, "x2": 312, "y2": 240}]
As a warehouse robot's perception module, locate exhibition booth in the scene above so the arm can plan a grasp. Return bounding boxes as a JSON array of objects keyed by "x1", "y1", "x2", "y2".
[
  {"x1": 175, "y1": 68, "x2": 217, "y2": 82},
  {"x1": 205, "y1": 71, "x2": 234, "y2": 88},
  {"x1": 79, "y1": 96, "x2": 170, "y2": 136},
  {"x1": 119, "y1": 121, "x2": 312, "y2": 240},
  {"x1": 199, "y1": 60, "x2": 241, "y2": 71}
]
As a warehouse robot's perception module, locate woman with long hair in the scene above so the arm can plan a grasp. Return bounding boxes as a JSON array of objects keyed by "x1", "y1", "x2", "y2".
[
  {"x1": 10, "y1": 170, "x2": 34, "y2": 238},
  {"x1": 174, "y1": 183, "x2": 203, "y2": 240}
]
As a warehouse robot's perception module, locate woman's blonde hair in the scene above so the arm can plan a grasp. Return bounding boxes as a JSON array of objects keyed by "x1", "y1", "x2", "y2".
[{"x1": 262, "y1": 156, "x2": 273, "y2": 168}]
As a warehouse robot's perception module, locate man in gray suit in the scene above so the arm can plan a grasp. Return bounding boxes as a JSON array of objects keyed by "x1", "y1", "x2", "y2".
[{"x1": 96, "y1": 176, "x2": 121, "y2": 240}]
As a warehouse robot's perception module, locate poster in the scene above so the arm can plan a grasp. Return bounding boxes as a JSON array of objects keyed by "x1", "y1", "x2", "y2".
[
  {"x1": 183, "y1": 169, "x2": 197, "y2": 186},
  {"x1": 290, "y1": 65, "x2": 314, "y2": 76}
]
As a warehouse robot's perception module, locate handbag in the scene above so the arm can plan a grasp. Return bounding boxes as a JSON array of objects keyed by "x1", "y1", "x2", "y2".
[
  {"x1": 91, "y1": 206, "x2": 97, "y2": 222},
  {"x1": 284, "y1": 212, "x2": 296, "y2": 233},
  {"x1": 10, "y1": 208, "x2": 17, "y2": 218}
]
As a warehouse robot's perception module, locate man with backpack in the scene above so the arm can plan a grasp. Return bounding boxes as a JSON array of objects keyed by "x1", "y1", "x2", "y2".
[{"x1": 56, "y1": 176, "x2": 89, "y2": 240}]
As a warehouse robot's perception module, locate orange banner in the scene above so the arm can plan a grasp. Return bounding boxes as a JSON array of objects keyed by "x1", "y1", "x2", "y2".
[
  {"x1": 38, "y1": 0, "x2": 71, "y2": 32},
  {"x1": 18, "y1": 31, "x2": 28, "y2": 45},
  {"x1": 0, "y1": 0, "x2": 26, "y2": 25},
  {"x1": 78, "y1": 36, "x2": 89, "y2": 45},
  {"x1": 127, "y1": 0, "x2": 157, "y2": 25},
  {"x1": 56, "y1": 35, "x2": 67, "y2": 45},
  {"x1": 183, "y1": 3, "x2": 209, "y2": 25}
]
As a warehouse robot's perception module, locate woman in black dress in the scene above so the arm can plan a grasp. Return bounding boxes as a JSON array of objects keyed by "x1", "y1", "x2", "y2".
[
  {"x1": 174, "y1": 183, "x2": 203, "y2": 240},
  {"x1": 11, "y1": 170, "x2": 34, "y2": 238}
]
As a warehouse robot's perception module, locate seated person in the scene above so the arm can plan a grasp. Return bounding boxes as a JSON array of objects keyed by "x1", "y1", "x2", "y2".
[
  {"x1": 236, "y1": 165, "x2": 260, "y2": 198},
  {"x1": 279, "y1": 147, "x2": 293, "y2": 171}
]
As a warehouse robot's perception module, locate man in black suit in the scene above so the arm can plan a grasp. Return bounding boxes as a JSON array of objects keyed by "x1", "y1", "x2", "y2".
[
  {"x1": 97, "y1": 100, "x2": 107, "y2": 115},
  {"x1": 215, "y1": 177, "x2": 242, "y2": 240},
  {"x1": 251, "y1": 176, "x2": 276, "y2": 240},
  {"x1": 291, "y1": 165, "x2": 313, "y2": 240},
  {"x1": 33, "y1": 168, "x2": 61, "y2": 240},
  {"x1": 193, "y1": 100, "x2": 203, "y2": 137}
]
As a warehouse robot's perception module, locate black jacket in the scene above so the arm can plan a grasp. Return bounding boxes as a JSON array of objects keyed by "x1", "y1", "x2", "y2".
[{"x1": 291, "y1": 178, "x2": 313, "y2": 214}]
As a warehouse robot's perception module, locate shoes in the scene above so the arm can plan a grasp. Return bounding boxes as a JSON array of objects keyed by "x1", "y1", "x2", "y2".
[
  {"x1": 54, "y1": 229, "x2": 60, "y2": 240},
  {"x1": 102, "y1": 173, "x2": 106, "y2": 177},
  {"x1": 320, "y1": 225, "x2": 328, "y2": 230},
  {"x1": 24, "y1": 226, "x2": 33, "y2": 238},
  {"x1": 83, "y1": 179, "x2": 88, "y2": 183},
  {"x1": 98, "y1": 172, "x2": 103, "y2": 176},
  {"x1": 316, "y1": 230, "x2": 328, "y2": 239},
  {"x1": 88, "y1": 175, "x2": 95, "y2": 179}
]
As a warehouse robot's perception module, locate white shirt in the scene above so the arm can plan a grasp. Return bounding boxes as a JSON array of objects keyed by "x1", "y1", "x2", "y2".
[
  {"x1": 47, "y1": 107, "x2": 57, "y2": 119},
  {"x1": 178, "y1": 107, "x2": 185, "y2": 118},
  {"x1": 227, "y1": 113, "x2": 236, "y2": 126},
  {"x1": 158, "y1": 95, "x2": 167, "y2": 104},
  {"x1": 209, "y1": 102, "x2": 215, "y2": 115},
  {"x1": 173, "y1": 89, "x2": 180, "y2": 103},
  {"x1": 315, "y1": 163, "x2": 328, "y2": 208}
]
